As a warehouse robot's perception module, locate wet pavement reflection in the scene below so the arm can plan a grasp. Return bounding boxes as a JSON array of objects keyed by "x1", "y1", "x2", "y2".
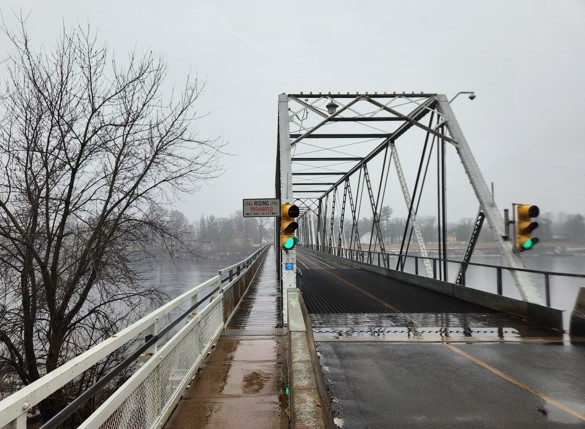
[
  {"x1": 164, "y1": 247, "x2": 289, "y2": 429},
  {"x1": 311, "y1": 312, "x2": 563, "y2": 342}
]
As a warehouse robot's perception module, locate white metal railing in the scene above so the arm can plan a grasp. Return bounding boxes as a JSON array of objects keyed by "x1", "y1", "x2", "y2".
[{"x1": 0, "y1": 244, "x2": 269, "y2": 429}]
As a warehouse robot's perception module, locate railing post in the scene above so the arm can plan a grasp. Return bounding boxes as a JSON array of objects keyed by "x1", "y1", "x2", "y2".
[
  {"x1": 6, "y1": 412, "x2": 27, "y2": 429},
  {"x1": 415, "y1": 257, "x2": 419, "y2": 276},
  {"x1": 188, "y1": 292, "x2": 200, "y2": 320},
  {"x1": 545, "y1": 274, "x2": 551, "y2": 307},
  {"x1": 433, "y1": 259, "x2": 437, "y2": 279},
  {"x1": 497, "y1": 267, "x2": 503, "y2": 295},
  {"x1": 139, "y1": 316, "x2": 159, "y2": 365},
  {"x1": 378, "y1": 253, "x2": 380, "y2": 266}
]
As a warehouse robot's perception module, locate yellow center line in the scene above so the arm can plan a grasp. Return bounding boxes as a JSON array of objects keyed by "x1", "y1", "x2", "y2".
[
  {"x1": 299, "y1": 252, "x2": 402, "y2": 313},
  {"x1": 444, "y1": 343, "x2": 585, "y2": 422},
  {"x1": 297, "y1": 259, "x2": 310, "y2": 270},
  {"x1": 300, "y1": 252, "x2": 336, "y2": 270}
]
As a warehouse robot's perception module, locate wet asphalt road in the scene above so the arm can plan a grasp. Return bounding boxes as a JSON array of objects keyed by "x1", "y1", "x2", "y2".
[{"x1": 298, "y1": 248, "x2": 585, "y2": 428}]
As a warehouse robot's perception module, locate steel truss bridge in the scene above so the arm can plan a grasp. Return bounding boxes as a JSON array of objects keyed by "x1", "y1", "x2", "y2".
[
  {"x1": 1, "y1": 92, "x2": 584, "y2": 429},
  {"x1": 277, "y1": 92, "x2": 542, "y2": 308}
]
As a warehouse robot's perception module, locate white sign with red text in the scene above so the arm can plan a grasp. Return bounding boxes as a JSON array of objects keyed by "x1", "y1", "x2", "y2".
[{"x1": 243, "y1": 198, "x2": 280, "y2": 217}]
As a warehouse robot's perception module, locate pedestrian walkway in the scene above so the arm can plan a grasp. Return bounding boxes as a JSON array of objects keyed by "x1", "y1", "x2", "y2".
[{"x1": 164, "y1": 246, "x2": 288, "y2": 429}]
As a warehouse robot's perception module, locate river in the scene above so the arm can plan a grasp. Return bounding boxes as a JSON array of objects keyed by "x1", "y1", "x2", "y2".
[{"x1": 453, "y1": 253, "x2": 585, "y2": 329}]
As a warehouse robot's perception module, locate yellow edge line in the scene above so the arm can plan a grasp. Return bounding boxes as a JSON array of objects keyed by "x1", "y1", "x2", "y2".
[
  {"x1": 300, "y1": 252, "x2": 402, "y2": 313},
  {"x1": 444, "y1": 343, "x2": 585, "y2": 422}
]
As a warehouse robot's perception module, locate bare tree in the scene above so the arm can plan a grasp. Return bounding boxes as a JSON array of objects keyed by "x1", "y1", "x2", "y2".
[{"x1": 0, "y1": 21, "x2": 223, "y2": 422}]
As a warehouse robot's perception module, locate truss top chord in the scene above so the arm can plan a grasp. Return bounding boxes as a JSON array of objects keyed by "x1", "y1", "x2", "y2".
[{"x1": 291, "y1": 92, "x2": 438, "y2": 99}]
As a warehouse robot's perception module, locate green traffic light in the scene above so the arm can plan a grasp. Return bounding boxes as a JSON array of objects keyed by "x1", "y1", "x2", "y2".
[
  {"x1": 521, "y1": 237, "x2": 539, "y2": 250},
  {"x1": 283, "y1": 237, "x2": 295, "y2": 250},
  {"x1": 282, "y1": 236, "x2": 299, "y2": 250}
]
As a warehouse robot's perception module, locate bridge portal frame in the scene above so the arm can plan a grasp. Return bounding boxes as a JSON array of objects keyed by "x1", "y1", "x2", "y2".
[{"x1": 277, "y1": 92, "x2": 542, "y2": 305}]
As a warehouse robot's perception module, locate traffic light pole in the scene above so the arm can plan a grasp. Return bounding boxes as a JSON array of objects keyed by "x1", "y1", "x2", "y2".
[
  {"x1": 436, "y1": 95, "x2": 543, "y2": 304},
  {"x1": 278, "y1": 94, "x2": 296, "y2": 322}
]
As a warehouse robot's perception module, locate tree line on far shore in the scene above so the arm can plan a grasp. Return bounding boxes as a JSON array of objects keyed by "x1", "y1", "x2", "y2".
[{"x1": 356, "y1": 207, "x2": 585, "y2": 244}]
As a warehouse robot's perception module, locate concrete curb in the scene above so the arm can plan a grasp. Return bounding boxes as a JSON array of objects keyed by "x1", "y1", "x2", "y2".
[{"x1": 287, "y1": 288, "x2": 330, "y2": 429}]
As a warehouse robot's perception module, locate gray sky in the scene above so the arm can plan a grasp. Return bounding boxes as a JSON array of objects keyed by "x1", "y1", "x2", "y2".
[{"x1": 1, "y1": 0, "x2": 584, "y2": 222}]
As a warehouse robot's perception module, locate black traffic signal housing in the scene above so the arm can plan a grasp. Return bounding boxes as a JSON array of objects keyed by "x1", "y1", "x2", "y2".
[
  {"x1": 516, "y1": 204, "x2": 540, "y2": 251},
  {"x1": 281, "y1": 203, "x2": 299, "y2": 250}
]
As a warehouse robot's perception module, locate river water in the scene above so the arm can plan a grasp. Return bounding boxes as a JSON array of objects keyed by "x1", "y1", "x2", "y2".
[
  {"x1": 442, "y1": 253, "x2": 585, "y2": 329},
  {"x1": 148, "y1": 252, "x2": 254, "y2": 298}
]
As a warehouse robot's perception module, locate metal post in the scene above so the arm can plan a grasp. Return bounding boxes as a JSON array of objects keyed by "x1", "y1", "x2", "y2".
[
  {"x1": 189, "y1": 292, "x2": 200, "y2": 320},
  {"x1": 279, "y1": 94, "x2": 295, "y2": 322},
  {"x1": 545, "y1": 274, "x2": 551, "y2": 307},
  {"x1": 139, "y1": 317, "x2": 159, "y2": 365},
  {"x1": 497, "y1": 268, "x2": 503, "y2": 295}
]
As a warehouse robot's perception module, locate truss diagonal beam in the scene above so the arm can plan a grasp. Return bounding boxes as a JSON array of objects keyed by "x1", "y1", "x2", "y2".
[
  {"x1": 365, "y1": 96, "x2": 457, "y2": 144},
  {"x1": 435, "y1": 95, "x2": 542, "y2": 304},
  {"x1": 391, "y1": 143, "x2": 433, "y2": 277},
  {"x1": 307, "y1": 97, "x2": 437, "y2": 200},
  {"x1": 290, "y1": 96, "x2": 363, "y2": 147},
  {"x1": 289, "y1": 95, "x2": 329, "y2": 119},
  {"x1": 363, "y1": 164, "x2": 386, "y2": 255}
]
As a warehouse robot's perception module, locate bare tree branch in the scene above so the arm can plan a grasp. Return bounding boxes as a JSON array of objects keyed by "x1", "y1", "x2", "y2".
[{"x1": 0, "y1": 19, "x2": 223, "y2": 424}]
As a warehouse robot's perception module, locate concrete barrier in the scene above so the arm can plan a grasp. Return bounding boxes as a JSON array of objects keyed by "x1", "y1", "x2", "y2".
[
  {"x1": 570, "y1": 287, "x2": 585, "y2": 338},
  {"x1": 287, "y1": 288, "x2": 332, "y2": 429}
]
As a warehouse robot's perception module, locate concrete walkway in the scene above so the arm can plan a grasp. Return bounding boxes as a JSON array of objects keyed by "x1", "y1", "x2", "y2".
[{"x1": 164, "y1": 247, "x2": 289, "y2": 429}]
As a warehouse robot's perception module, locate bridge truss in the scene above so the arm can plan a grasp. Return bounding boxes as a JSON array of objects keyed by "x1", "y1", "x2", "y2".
[{"x1": 277, "y1": 92, "x2": 543, "y2": 305}]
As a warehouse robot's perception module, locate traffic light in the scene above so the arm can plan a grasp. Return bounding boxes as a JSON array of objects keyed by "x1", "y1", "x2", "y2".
[
  {"x1": 516, "y1": 204, "x2": 540, "y2": 251},
  {"x1": 281, "y1": 203, "x2": 299, "y2": 250}
]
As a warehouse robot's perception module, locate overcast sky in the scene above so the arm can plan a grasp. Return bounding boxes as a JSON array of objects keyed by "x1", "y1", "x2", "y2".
[{"x1": 1, "y1": 0, "x2": 584, "y2": 223}]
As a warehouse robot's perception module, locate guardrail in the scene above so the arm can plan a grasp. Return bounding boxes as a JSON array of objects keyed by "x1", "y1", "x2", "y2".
[
  {"x1": 0, "y1": 244, "x2": 270, "y2": 429},
  {"x1": 306, "y1": 245, "x2": 585, "y2": 307}
]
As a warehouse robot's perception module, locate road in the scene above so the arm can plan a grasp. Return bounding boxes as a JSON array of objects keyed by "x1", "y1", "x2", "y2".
[{"x1": 297, "y1": 248, "x2": 585, "y2": 428}]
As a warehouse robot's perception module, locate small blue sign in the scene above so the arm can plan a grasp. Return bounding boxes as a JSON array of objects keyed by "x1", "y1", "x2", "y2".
[{"x1": 284, "y1": 263, "x2": 294, "y2": 271}]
